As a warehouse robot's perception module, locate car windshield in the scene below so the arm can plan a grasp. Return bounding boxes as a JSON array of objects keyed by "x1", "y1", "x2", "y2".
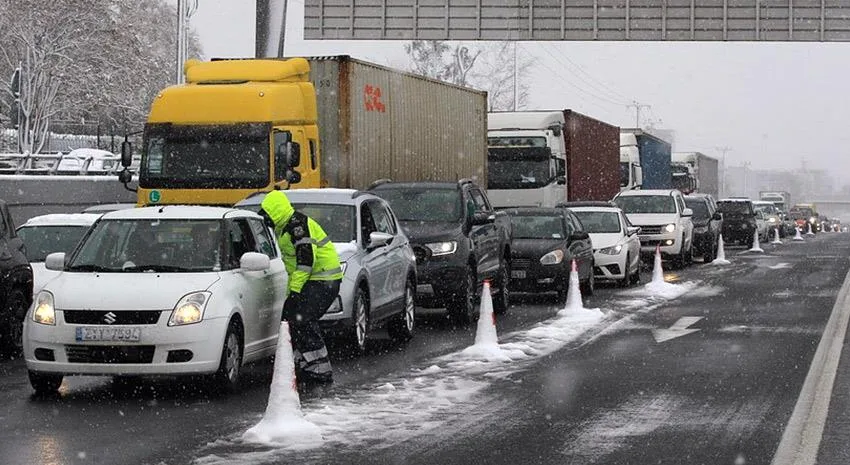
[
  {"x1": 67, "y1": 219, "x2": 223, "y2": 272},
  {"x1": 510, "y1": 215, "x2": 565, "y2": 239},
  {"x1": 572, "y1": 211, "x2": 622, "y2": 234},
  {"x1": 17, "y1": 225, "x2": 91, "y2": 262},
  {"x1": 614, "y1": 195, "x2": 677, "y2": 214},
  {"x1": 754, "y1": 204, "x2": 776, "y2": 215},
  {"x1": 293, "y1": 204, "x2": 356, "y2": 243},
  {"x1": 684, "y1": 199, "x2": 710, "y2": 220},
  {"x1": 718, "y1": 201, "x2": 753, "y2": 215},
  {"x1": 373, "y1": 188, "x2": 461, "y2": 223}
]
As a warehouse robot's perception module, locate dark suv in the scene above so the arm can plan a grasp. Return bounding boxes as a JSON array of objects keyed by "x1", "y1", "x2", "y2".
[
  {"x1": 716, "y1": 198, "x2": 757, "y2": 246},
  {"x1": 370, "y1": 179, "x2": 512, "y2": 325},
  {"x1": 685, "y1": 194, "x2": 722, "y2": 261},
  {"x1": 0, "y1": 200, "x2": 34, "y2": 356}
]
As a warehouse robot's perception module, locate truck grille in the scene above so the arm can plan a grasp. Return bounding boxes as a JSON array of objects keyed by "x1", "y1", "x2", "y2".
[
  {"x1": 63, "y1": 311, "x2": 162, "y2": 325},
  {"x1": 639, "y1": 225, "x2": 664, "y2": 235},
  {"x1": 65, "y1": 345, "x2": 156, "y2": 364}
]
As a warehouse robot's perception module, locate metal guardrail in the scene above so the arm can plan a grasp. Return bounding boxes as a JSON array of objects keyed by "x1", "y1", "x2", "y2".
[{"x1": 0, "y1": 152, "x2": 141, "y2": 175}]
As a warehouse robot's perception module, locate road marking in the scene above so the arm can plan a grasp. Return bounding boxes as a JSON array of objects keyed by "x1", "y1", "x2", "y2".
[
  {"x1": 771, "y1": 266, "x2": 850, "y2": 465},
  {"x1": 652, "y1": 316, "x2": 703, "y2": 343}
]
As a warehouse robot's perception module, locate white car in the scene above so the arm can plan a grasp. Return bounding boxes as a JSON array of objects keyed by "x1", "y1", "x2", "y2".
[
  {"x1": 23, "y1": 206, "x2": 287, "y2": 394},
  {"x1": 563, "y1": 202, "x2": 642, "y2": 287},
  {"x1": 15, "y1": 213, "x2": 102, "y2": 296},
  {"x1": 612, "y1": 189, "x2": 694, "y2": 268}
]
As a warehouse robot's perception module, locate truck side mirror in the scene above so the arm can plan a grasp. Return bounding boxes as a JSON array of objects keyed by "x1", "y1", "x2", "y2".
[
  {"x1": 121, "y1": 141, "x2": 132, "y2": 167},
  {"x1": 555, "y1": 175, "x2": 566, "y2": 185},
  {"x1": 284, "y1": 142, "x2": 300, "y2": 168}
]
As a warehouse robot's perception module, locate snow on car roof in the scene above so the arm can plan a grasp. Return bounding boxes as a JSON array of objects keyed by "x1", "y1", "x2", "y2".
[
  {"x1": 566, "y1": 206, "x2": 622, "y2": 213},
  {"x1": 101, "y1": 205, "x2": 256, "y2": 220},
  {"x1": 235, "y1": 188, "x2": 372, "y2": 207},
  {"x1": 718, "y1": 198, "x2": 753, "y2": 202},
  {"x1": 20, "y1": 213, "x2": 102, "y2": 227},
  {"x1": 616, "y1": 189, "x2": 678, "y2": 196}
]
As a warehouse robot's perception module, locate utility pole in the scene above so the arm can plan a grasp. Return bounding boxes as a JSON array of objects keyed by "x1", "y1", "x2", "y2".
[
  {"x1": 627, "y1": 101, "x2": 651, "y2": 128},
  {"x1": 715, "y1": 146, "x2": 732, "y2": 197},
  {"x1": 176, "y1": 0, "x2": 199, "y2": 84}
]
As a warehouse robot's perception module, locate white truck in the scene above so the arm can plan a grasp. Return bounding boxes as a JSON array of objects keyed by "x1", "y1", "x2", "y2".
[{"x1": 619, "y1": 133, "x2": 642, "y2": 191}]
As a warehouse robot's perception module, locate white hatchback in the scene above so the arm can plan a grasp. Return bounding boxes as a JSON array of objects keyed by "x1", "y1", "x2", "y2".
[
  {"x1": 566, "y1": 204, "x2": 642, "y2": 287},
  {"x1": 23, "y1": 206, "x2": 287, "y2": 394}
]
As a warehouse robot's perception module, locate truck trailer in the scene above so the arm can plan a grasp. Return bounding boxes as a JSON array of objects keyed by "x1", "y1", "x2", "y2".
[
  {"x1": 486, "y1": 110, "x2": 619, "y2": 208},
  {"x1": 671, "y1": 152, "x2": 719, "y2": 198},
  {"x1": 621, "y1": 129, "x2": 672, "y2": 190},
  {"x1": 119, "y1": 56, "x2": 489, "y2": 206}
]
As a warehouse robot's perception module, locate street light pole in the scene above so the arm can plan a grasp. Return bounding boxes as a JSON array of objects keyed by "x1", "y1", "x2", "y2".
[{"x1": 715, "y1": 146, "x2": 732, "y2": 197}]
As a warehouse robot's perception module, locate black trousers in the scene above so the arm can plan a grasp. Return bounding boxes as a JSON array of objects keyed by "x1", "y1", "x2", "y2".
[{"x1": 282, "y1": 279, "x2": 341, "y2": 379}]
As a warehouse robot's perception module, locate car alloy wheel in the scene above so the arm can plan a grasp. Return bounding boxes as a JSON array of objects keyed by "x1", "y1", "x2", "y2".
[
  {"x1": 493, "y1": 257, "x2": 510, "y2": 315},
  {"x1": 213, "y1": 321, "x2": 243, "y2": 391},
  {"x1": 389, "y1": 280, "x2": 415, "y2": 342},
  {"x1": 351, "y1": 287, "x2": 370, "y2": 353}
]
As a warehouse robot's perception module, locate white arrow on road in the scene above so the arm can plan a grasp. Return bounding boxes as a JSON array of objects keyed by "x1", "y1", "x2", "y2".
[{"x1": 652, "y1": 317, "x2": 703, "y2": 343}]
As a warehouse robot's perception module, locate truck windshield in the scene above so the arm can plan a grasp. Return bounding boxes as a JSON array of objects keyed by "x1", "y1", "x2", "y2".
[
  {"x1": 488, "y1": 147, "x2": 552, "y2": 189},
  {"x1": 671, "y1": 166, "x2": 692, "y2": 193},
  {"x1": 140, "y1": 123, "x2": 270, "y2": 189},
  {"x1": 614, "y1": 195, "x2": 677, "y2": 214},
  {"x1": 68, "y1": 219, "x2": 223, "y2": 272},
  {"x1": 373, "y1": 188, "x2": 461, "y2": 223}
]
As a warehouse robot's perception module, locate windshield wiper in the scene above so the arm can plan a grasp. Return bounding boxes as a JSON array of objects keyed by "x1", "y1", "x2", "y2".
[
  {"x1": 66, "y1": 264, "x2": 115, "y2": 272},
  {"x1": 121, "y1": 265, "x2": 195, "y2": 273}
]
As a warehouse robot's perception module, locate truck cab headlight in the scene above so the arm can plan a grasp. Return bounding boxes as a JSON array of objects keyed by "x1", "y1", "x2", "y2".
[
  {"x1": 32, "y1": 291, "x2": 55, "y2": 325},
  {"x1": 169, "y1": 291, "x2": 211, "y2": 326}
]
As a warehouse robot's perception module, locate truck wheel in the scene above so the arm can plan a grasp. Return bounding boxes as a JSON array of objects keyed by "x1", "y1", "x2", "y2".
[
  {"x1": 29, "y1": 370, "x2": 63, "y2": 396},
  {"x1": 448, "y1": 267, "x2": 477, "y2": 326},
  {"x1": 492, "y1": 257, "x2": 510, "y2": 315},
  {"x1": 1, "y1": 288, "x2": 29, "y2": 357},
  {"x1": 388, "y1": 280, "x2": 415, "y2": 342}
]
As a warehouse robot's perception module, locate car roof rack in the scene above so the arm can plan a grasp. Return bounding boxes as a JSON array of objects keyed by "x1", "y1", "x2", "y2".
[{"x1": 556, "y1": 200, "x2": 616, "y2": 208}]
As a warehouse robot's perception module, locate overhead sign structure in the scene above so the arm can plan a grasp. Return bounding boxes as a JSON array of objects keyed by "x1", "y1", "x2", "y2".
[{"x1": 298, "y1": 0, "x2": 850, "y2": 42}]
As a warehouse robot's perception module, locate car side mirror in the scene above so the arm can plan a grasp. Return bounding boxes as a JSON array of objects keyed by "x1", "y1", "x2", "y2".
[
  {"x1": 118, "y1": 168, "x2": 133, "y2": 184},
  {"x1": 286, "y1": 170, "x2": 301, "y2": 184},
  {"x1": 240, "y1": 252, "x2": 270, "y2": 272},
  {"x1": 368, "y1": 231, "x2": 393, "y2": 249},
  {"x1": 472, "y1": 211, "x2": 495, "y2": 226},
  {"x1": 120, "y1": 141, "x2": 133, "y2": 167},
  {"x1": 682, "y1": 208, "x2": 693, "y2": 217},
  {"x1": 712, "y1": 212, "x2": 722, "y2": 221},
  {"x1": 627, "y1": 226, "x2": 641, "y2": 236},
  {"x1": 570, "y1": 231, "x2": 590, "y2": 241},
  {"x1": 45, "y1": 252, "x2": 66, "y2": 271}
]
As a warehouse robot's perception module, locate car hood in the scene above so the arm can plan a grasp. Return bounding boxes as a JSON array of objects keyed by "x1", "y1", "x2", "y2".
[
  {"x1": 511, "y1": 238, "x2": 565, "y2": 259},
  {"x1": 623, "y1": 213, "x2": 680, "y2": 226},
  {"x1": 398, "y1": 221, "x2": 463, "y2": 244},
  {"x1": 334, "y1": 241, "x2": 360, "y2": 262},
  {"x1": 587, "y1": 233, "x2": 622, "y2": 250},
  {"x1": 45, "y1": 272, "x2": 222, "y2": 311}
]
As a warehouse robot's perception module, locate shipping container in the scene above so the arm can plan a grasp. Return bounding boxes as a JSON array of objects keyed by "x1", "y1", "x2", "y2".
[
  {"x1": 310, "y1": 56, "x2": 488, "y2": 189},
  {"x1": 563, "y1": 110, "x2": 620, "y2": 201}
]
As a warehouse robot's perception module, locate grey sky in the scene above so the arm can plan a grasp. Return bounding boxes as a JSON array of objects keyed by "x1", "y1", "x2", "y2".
[{"x1": 188, "y1": 0, "x2": 850, "y2": 183}]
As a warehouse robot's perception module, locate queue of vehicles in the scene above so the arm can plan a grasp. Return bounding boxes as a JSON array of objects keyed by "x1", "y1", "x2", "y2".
[{"x1": 4, "y1": 56, "x2": 825, "y2": 395}]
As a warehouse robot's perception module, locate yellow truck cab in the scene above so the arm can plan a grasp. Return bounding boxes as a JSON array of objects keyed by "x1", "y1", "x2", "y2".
[{"x1": 120, "y1": 58, "x2": 317, "y2": 206}]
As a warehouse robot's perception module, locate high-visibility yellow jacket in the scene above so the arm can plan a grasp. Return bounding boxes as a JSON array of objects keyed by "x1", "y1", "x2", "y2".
[{"x1": 260, "y1": 191, "x2": 343, "y2": 293}]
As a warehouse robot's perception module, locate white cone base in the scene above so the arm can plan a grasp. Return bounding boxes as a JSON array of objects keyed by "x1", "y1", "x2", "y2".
[
  {"x1": 711, "y1": 236, "x2": 729, "y2": 265},
  {"x1": 473, "y1": 282, "x2": 498, "y2": 347},
  {"x1": 771, "y1": 230, "x2": 782, "y2": 245},
  {"x1": 559, "y1": 266, "x2": 585, "y2": 315},
  {"x1": 243, "y1": 414, "x2": 324, "y2": 446},
  {"x1": 650, "y1": 250, "x2": 664, "y2": 285}
]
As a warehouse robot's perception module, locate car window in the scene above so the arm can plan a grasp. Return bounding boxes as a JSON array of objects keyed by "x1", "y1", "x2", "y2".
[
  {"x1": 509, "y1": 215, "x2": 565, "y2": 239},
  {"x1": 295, "y1": 204, "x2": 356, "y2": 242},
  {"x1": 17, "y1": 225, "x2": 91, "y2": 262},
  {"x1": 247, "y1": 217, "x2": 277, "y2": 259},
  {"x1": 360, "y1": 202, "x2": 378, "y2": 245},
  {"x1": 374, "y1": 201, "x2": 397, "y2": 235},
  {"x1": 373, "y1": 188, "x2": 462, "y2": 223},
  {"x1": 470, "y1": 188, "x2": 490, "y2": 212},
  {"x1": 675, "y1": 195, "x2": 686, "y2": 213},
  {"x1": 571, "y1": 211, "x2": 622, "y2": 234},
  {"x1": 614, "y1": 195, "x2": 677, "y2": 214},
  {"x1": 0, "y1": 211, "x2": 7, "y2": 237},
  {"x1": 685, "y1": 199, "x2": 710, "y2": 220},
  {"x1": 227, "y1": 219, "x2": 258, "y2": 269}
]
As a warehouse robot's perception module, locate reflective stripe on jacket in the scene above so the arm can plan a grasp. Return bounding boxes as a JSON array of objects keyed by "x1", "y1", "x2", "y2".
[{"x1": 261, "y1": 191, "x2": 343, "y2": 293}]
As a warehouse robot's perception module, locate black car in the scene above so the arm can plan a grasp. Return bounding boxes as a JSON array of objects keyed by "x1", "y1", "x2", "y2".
[
  {"x1": 505, "y1": 207, "x2": 594, "y2": 302},
  {"x1": 370, "y1": 179, "x2": 512, "y2": 324},
  {"x1": 0, "y1": 200, "x2": 34, "y2": 356},
  {"x1": 716, "y1": 199, "x2": 758, "y2": 246},
  {"x1": 685, "y1": 194, "x2": 722, "y2": 261}
]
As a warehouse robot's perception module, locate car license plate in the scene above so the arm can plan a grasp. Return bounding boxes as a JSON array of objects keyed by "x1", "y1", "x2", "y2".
[
  {"x1": 75, "y1": 327, "x2": 141, "y2": 342},
  {"x1": 511, "y1": 270, "x2": 526, "y2": 279}
]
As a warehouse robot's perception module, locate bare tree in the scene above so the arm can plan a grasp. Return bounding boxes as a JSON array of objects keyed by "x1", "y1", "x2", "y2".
[{"x1": 404, "y1": 40, "x2": 533, "y2": 111}]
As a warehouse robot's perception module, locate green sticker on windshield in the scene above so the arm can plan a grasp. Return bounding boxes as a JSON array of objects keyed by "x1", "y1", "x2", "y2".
[{"x1": 149, "y1": 190, "x2": 162, "y2": 204}]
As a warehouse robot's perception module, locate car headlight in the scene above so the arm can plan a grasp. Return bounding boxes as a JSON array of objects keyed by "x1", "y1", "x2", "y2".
[
  {"x1": 768, "y1": 217, "x2": 777, "y2": 223},
  {"x1": 425, "y1": 241, "x2": 457, "y2": 256},
  {"x1": 168, "y1": 291, "x2": 211, "y2": 326},
  {"x1": 598, "y1": 244, "x2": 623, "y2": 255},
  {"x1": 32, "y1": 291, "x2": 55, "y2": 325},
  {"x1": 810, "y1": 217, "x2": 817, "y2": 223},
  {"x1": 664, "y1": 223, "x2": 676, "y2": 233},
  {"x1": 540, "y1": 249, "x2": 565, "y2": 265}
]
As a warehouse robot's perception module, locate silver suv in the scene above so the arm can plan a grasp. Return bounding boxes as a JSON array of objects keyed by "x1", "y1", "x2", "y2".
[{"x1": 235, "y1": 189, "x2": 417, "y2": 353}]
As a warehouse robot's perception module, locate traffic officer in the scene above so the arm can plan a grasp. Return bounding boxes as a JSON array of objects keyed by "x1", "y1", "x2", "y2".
[{"x1": 259, "y1": 190, "x2": 343, "y2": 384}]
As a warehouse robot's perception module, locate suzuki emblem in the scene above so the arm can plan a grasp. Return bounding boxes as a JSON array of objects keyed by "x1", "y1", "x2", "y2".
[{"x1": 103, "y1": 312, "x2": 117, "y2": 324}]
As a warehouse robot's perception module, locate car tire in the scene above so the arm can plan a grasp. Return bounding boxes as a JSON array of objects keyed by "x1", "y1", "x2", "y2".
[
  {"x1": 1, "y1": 287, "x2": 29, "y2": 357},
  {"x1": 388, "y1": 280, "x2": 415, "y2": 343},
  {"x1": 28, "y1": 370, "x2": 62, "y2": 396},
  {"x1": 349, "y1": 286, "x2": 371, "y2": 354},
  {"x1": 448, "y1": 267, "x2": 477, "y2": 326},
  {"x1": 579, "y1": 263, "x2": 595, "y2": 297},
  {"x1": 619, "y1": 254, "x2": 632, "y2": 288},
  {"x1": 492, "y1": 257, "x2": 510, "y2": 315},
  {"x1": 212, "y1": 320, "x2": 243, "y2": 392},
  {"x1": 631, "y1": 261, "x2": 641, "y2": 284}
]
